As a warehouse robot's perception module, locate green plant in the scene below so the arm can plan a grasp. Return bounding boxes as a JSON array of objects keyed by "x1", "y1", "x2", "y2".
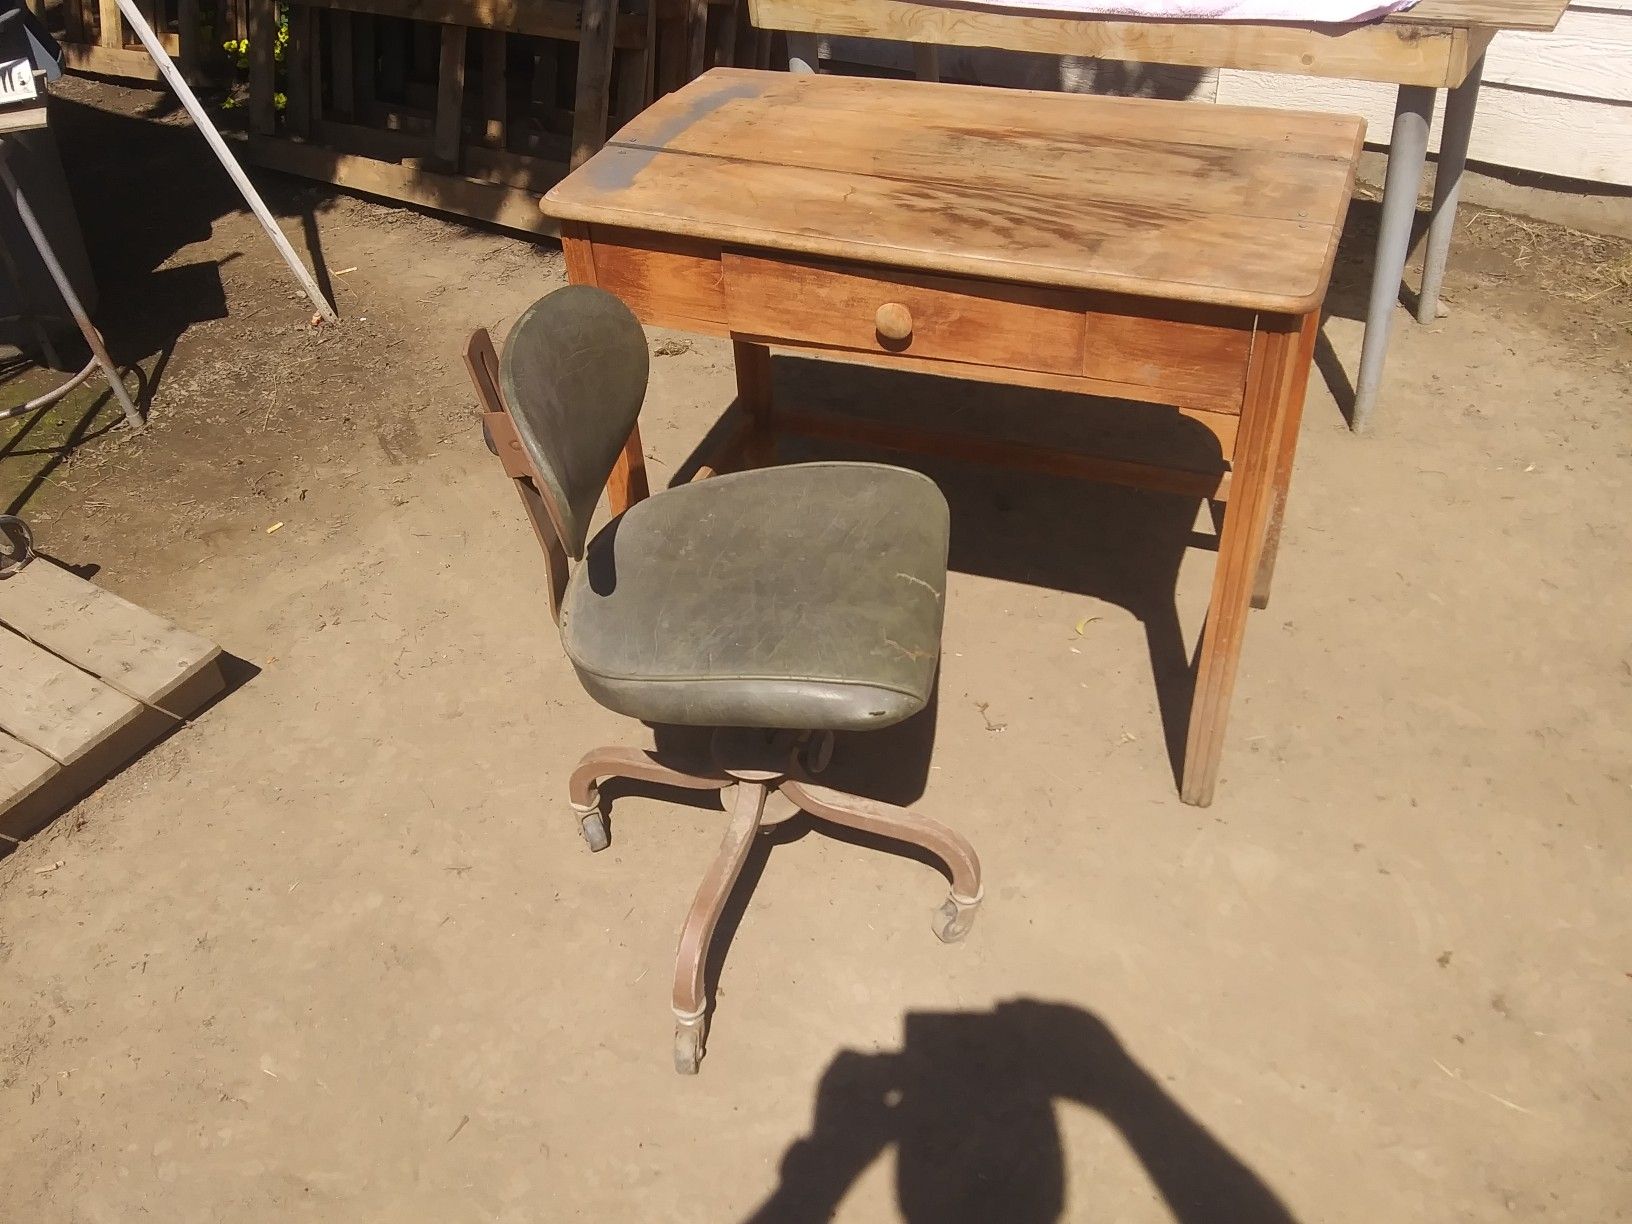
[{"x1": 216, "y1": 6, "x2": 292, "y2": 112}]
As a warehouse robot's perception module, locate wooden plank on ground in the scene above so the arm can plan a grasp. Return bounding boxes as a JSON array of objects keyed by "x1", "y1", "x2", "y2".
[
  {"x1": 547, "y1": 69, "x2": 1365, "y2": 313},
  {"x1": 62, "y1": 43, "x2": 165, "y2": 79},
  {"x1": 481, "y1": 29, "x2": 507, "y2": 146},
  {"x1": 240, "y1": 132, "x2": 563, "y2": 232},
  {"x1": 571, "y1": 0, "x2": 620, "y2": 167},
  {"x1": 0, "y1": 732, "x2": 58, "y2": 835},
  {"x1": 0, "y1": 561, "x2": 223, "y2": 715},
  {"x1": 0, "y1": 627, "x2": 144, "y2": 767}
]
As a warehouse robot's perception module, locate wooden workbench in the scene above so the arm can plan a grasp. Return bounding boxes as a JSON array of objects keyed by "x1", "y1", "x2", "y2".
[
  {"x1": 753, "y1": 0, "x2": 1571, "y2": 431},
  {"x1": 544, "y1": 68, "x2": 1365, "y2": 806}
]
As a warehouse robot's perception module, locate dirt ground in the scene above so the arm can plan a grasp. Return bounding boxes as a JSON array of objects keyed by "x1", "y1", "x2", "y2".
[{"x1": 1, "y1": 77, "x2": 1629, "y2": 1223}]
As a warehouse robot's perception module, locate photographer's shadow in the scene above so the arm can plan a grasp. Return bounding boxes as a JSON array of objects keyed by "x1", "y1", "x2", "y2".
[{"x1": 745, "y1": 999, "x2": 1296, "y2": 1223}]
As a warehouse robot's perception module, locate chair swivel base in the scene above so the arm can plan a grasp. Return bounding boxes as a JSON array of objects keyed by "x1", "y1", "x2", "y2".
[{"x1": 567, "y1": 729, "x2": 984, "y2": 1074}]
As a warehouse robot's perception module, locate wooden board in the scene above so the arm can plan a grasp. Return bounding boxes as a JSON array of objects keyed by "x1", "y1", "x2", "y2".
[
  {"x1": 0, "y1": 562, "x2": 233, "y2": 849},
  {"x1": 545, "y1": 68, "x2": 1365, "y2": 313},
  {"x1": 0, "y1": 627, "x2": 144, "y2": 767},
  {"x1": 748, "y1": 0, "x2": 1492, "y2": 86},
  {"x1": 0, "y1": 732, "x2": 58, "y2": 835},
  {"x1": 240, "y1": 134, "x2": 564, "y2": 233},
  {"x1": 0, "y1": 559, "x2": 221, "y2": 715}
]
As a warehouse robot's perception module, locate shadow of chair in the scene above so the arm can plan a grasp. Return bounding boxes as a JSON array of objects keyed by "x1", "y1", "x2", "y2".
[{"x1": 744, "y1": 999, "x2": 1297, "y2": 1223}]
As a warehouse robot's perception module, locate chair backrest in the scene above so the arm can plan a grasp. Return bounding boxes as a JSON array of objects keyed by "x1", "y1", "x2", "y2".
[{"x1": 498, "y1": 285, "x2": 650, "y2": 559}]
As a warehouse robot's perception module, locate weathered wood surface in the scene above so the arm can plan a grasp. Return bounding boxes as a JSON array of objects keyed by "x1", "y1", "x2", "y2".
[
  {"x1": 0, "y1": 562, "x2": 230, "y2": 848},
  {"x1": 748, "y1": 0, "x2": 1568, "y2": 87},
  {"x1": 545, "y1": 69, "x2": 1365, "y2": 313},
  {"x1": 0, "y1": 556, "x2": 221, "y2": 714}
]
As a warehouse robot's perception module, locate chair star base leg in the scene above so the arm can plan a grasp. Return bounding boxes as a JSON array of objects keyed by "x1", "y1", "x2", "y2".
[{"x1": 567, "y1": 739, "x2": 984, "y2": 1073}]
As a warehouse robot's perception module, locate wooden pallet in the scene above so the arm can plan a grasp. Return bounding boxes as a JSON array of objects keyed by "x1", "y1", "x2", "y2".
[
  {"x1": 231, "y1": 0, "x2": 765, "y2": 234},
  {"x1": 49, "y1": 0, "x2": 228, "y2": 83},
  {"x1": 0, "y1": 559, "x2": 228, "y2": 850},
  {"x1": 41, "y1": 0, "x2": 764, "y2": 232}
]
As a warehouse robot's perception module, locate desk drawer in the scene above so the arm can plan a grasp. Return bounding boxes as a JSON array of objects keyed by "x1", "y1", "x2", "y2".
[
  {"x1": 722, "y1": 252, "x2": 1088, "y2": 378},
  {"x1": 721, "y1": 252, "x2": 1255, "y2": 412}
]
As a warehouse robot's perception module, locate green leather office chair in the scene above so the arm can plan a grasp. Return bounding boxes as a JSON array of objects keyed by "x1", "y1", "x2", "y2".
[{"x1": 465, "y1": 286, "x2": 982, "y2": 1074}]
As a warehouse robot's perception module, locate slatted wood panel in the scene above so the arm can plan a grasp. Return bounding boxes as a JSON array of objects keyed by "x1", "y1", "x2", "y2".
[
  {"x1": 546, "y1": 69, "x2": 1366, "y2": 312},
  {"x1": 0, "y1": 733, "x2": 61, "y2": 833},
  {"x1": 0, "y1": 630, "x2": 144, "y2": 767},
  {"x1": 0, "y1": 561, "x2": 229, "y2": 850}
]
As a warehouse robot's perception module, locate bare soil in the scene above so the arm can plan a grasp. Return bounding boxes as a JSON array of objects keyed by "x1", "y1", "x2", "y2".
[{"x1": 1, "y1": 76, "x2": 1629, "y2": 1223}]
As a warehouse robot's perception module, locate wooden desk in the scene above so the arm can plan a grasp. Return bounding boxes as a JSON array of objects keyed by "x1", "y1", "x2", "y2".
[
  {"x1": 754, "y1": 0, "x2": 1570, "y2": 430},
  {"x1": 543, "y1": 68, "x2": 1363, "y2": 806}
]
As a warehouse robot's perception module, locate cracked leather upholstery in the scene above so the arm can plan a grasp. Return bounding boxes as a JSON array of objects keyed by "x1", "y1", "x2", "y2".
[
  {"x1": 559, "y1": 462, "x2": 949, "y2": 731},
  {"x1": 501, "y1": 285, "x2": 649, "y2": 558}
]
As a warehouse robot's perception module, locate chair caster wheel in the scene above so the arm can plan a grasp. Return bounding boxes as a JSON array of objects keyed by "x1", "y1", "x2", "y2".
[
  {"x1": 674, "y1": 1021, "x2": 705, "y2": 1075},
  {"x1": 577, "y1": 807, "x2": 610, "y2": 853},
  {"x1": 932, "y1": 892, "x2": 980, "y2": 944},
  {"x1": 797, "y1": 731, "x2": 835, "y2": 775}
]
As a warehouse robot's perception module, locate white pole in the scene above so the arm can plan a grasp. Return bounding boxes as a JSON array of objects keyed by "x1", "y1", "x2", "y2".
[{"x1": 113, "y1": 0, "x2": 340, "y2": 324}]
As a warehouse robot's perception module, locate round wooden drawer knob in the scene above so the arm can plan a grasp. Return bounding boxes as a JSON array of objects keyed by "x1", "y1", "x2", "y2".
[{"x1": 874, "y1": 302, "x2": 913, "y2": 342}]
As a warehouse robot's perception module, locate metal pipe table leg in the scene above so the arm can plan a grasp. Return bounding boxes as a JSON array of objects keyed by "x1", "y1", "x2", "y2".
[
  {"x1": 1352, "y1": 83, "x2": 1435, "y2": 434},
  {"x1": 0, "y1": 148, "x2": 144, "y2": 431},
  {"x1": 1417, "y1": 54, "x2": 1485, "y2": 325}
]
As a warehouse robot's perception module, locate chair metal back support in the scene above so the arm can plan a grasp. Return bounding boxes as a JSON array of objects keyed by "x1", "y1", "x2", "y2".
[{"x1": 463, "y1": 285, "x2": 648, "y2": 621}]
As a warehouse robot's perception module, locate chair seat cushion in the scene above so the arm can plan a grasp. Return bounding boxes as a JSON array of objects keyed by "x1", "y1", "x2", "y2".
[{"x1": 560, "y1": 462, "x2": 949, "y2": 731}]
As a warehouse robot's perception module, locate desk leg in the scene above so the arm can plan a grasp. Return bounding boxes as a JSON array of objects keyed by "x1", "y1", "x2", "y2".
[
  {"x1": 1417, "y1": 54, "x2": 1484, "y2": 325},
  {"x1": 733, "y1": 340, "x2": 776, "y2": 467},
  {"x1": 1352, "y1": 84, "x2": 1435, "y2": 434},
  {"x1": 1252, "y1": 311, "x2": 1320, "y2": 611},
  {"x1": 1182, "y1": 318, "x2": 1305, "y2": 807}
]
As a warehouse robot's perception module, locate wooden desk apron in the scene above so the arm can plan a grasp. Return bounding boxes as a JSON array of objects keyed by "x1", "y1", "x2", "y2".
[{"x1": 542, "y1": 68, "x2": 1363, "y2": 806}]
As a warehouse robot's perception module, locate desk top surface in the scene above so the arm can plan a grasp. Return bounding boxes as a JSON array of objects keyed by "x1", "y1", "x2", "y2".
[{"x1": 544, "y1": 69, "x2": 1365, "y2": 314}]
